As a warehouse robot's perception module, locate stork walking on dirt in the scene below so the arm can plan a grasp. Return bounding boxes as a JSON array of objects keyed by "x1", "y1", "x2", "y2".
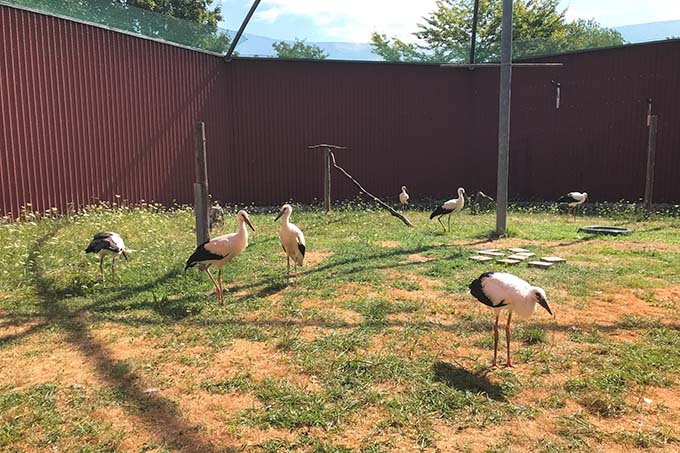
[
  {"x1": 85, "y1": 232, "x2": 128, "y2": 282},
  {"x1": 430, "y1": 187, "x2": 466, "y2": 232},
  {"x1": 185, "y1": 210, "x2": 255, "y2": 304},
  {"x1": 469, "y1": 272, "x2": 554, "y2": 367},
  {"x1": 275, "y1": 204, "x2": 306, "y2": 284}
]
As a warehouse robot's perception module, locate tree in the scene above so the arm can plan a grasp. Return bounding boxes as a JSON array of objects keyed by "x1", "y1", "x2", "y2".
[
  {"x1": 15, "y1": 0, "x2": 231, "y2": 53},
  {"x1": 371, "y1": 0, "x2": 624, "y2": 63},
  {"x1": 273, "y1": 39, "x2": 329, "y2": 59},
  {"x1": 122, "y1": 0, "x2": 230, "y2": 52}
]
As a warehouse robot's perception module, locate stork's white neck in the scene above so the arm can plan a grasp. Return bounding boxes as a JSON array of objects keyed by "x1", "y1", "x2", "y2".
[{"x1": 238, "y1": 218, "x2": 249, "y2": 237}]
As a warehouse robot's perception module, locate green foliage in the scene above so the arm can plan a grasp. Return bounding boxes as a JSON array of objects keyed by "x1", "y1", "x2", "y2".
[
  {"x1": 7, "y1": 0, "x2": 230, "y2": 52},
  {"x1": 273, "y1": 38, "x2": 329, "y2": 59},
  {"x1": 371, "y1": 0, "x2": 625, "y2": 62}
]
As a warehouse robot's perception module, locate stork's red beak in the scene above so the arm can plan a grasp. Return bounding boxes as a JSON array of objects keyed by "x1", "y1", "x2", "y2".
[{"x1": 274, "y1": 211, "x2": 283, "y2": 221}]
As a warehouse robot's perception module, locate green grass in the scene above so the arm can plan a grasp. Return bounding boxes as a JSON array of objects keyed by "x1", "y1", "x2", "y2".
[{"x1": 1, "y1": 204, "x2": 679, "y2": 451}]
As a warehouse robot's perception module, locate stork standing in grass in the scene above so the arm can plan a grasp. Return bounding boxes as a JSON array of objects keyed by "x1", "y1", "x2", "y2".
[
  {"x1": 275, "y1": 204, "x2": 305, "y2": 284},
  {"x1": 399, "y1": 186, "x2": 410, "y2": 206},
  {"x1": 85, "y1": 232, "x2": 128, "y2": 282},
  {"x1": 430, "y1": 187, "x2": 466, "y2": 232},
  {"x1": 469, "y1": 272, "x2": 554, "y2": 367},
  {"x1": 558, "y1": 191, "x2": 588, "y2": 220},
  {"x1": 185, "y1": 210, "x2": 255, "y2": 304}
]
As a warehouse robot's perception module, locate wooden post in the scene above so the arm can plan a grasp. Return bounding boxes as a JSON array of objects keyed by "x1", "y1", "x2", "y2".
[
  {"x1": 324, "y1": 147, "x2": 332, "y2": 211},
  {"x1": 194, "y1": 122, "x2": 210, "y2": 246},
  {"x1": 644, "y1": 115, "x2": 658, "y2": 210},
  {"x1": 308, "y1": 144, "x2": 346, "y2": 211}
]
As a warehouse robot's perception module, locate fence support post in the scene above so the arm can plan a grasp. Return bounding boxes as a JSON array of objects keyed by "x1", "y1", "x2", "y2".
[
  {"x1": 194, "y1": 121, "x2": 210, "y2": 246},
  {"x1": 495, "y1": 0, "x2": 514, "y2": 236},
  {"x1": 644, "y1": 115, "x2": 658, "y2": 210},
  {"x1": 324, "y1": 147, "x2": 332, "y2": 212}
]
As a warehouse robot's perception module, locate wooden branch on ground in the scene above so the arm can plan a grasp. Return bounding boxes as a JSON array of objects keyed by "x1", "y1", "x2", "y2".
[{"x1": 328, "y1": 151, "x2": 413, "y2": 227}]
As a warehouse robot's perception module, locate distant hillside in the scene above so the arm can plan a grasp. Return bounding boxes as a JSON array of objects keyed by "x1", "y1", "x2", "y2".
[
  {"x1": 230, "y1": 19, "x2": 680, "y2": 61},
  {"x1": 235, "y1": 33, "x2": 378, "y2": 61},
  {"x1": 614, "y1": 20, "x2": 680, "y2": 43}
]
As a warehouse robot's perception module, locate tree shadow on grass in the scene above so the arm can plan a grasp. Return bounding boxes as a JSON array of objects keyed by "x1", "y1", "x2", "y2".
[
  {"x1": 433, "y1": 361, "x2": 506, "y2": 401},
  {"x1": 22, "y1": 223, "x2": 222, "y2": 453}
]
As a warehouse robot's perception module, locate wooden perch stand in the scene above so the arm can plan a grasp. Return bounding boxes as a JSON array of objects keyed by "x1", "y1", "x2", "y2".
[{"x1": 308, "y1": 144, "x2": 412, "y2": 227}]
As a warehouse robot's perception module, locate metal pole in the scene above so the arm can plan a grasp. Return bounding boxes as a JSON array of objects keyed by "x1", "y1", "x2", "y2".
[
  {"x1": 644, "y1": 115, "x2": 658, "y2": 209},
  {"x1": 194, "y1": 121, "x2": 210, "y2": 246},
  {"x1": 224, "y1": 0, "x2": 262, "y2": 61},
  {"x1": 469, "y1": 0, "x2": 480, "y2": 64},
  {"x1": 324, "y1": 147, "x2": 332, "y2": 211},
  {"x1": 496, "y1": 0, "x2": 513, "y2": 236}
]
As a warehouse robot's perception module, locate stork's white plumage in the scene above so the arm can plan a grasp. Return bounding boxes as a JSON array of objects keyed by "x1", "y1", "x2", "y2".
[
  {"x1": 558, "y1": 191, "x2": 588, "y2": 219},
  {"x1": 85, "y1": 232, "x2": 128, "y2": 282},
  {"x1": 399, "y1": 186, "x2": 410, "y2": 205},
  {"x1": 275, "y1": 204, "x2": 306, "y2": 284},
  {"x1": 469, "y1": 272, "x2": 554, "y2": 367},
  {"x1": 430, "y1": 187, "x2": 466, "y2": 232},
  {"x1": 185, "y1": 210, "x2": 255, "y2": 304}
]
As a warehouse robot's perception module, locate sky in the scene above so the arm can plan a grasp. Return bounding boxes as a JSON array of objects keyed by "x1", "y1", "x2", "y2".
[{"x1": 217, "y1": 0, "x2": 680, "y2": 42}]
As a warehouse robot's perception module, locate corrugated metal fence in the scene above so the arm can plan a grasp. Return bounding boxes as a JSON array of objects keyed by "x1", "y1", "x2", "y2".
[{"x1": 1, "y1": 4, "x2": 679, "y2": 217}]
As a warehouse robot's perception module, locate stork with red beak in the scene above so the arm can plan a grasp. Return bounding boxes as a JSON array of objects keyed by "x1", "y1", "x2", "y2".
[
  {"x1": 275, "y1": 204, "x2": 306, "y2": 284},
  {"x1": 185, "y1": 210, "x2": 255, "y2": 304}
]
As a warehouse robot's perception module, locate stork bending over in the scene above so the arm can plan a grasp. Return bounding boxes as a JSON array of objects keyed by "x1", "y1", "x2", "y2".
[
  {"x1": 469, "y1": 272, "x2": 554, "y2": 367},
  {"x1": 558, "y1": 191, "x2": 588, "y2": 220},
  {"x1": 185, "y1": 210, "x2": 255, "y2": 304},
  {"x1": 275, "y1": 204, "x2": 306, "y2": 284},
  {"x1": 430, "y1": 187, "x2": 466, "y2": 232},
  {"x1": 85, "y1": 232, "x2": 128, "y2": 282}
]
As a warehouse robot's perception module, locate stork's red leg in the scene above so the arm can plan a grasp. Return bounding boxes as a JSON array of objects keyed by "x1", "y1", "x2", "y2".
[
  {"x1": 505, "y1": 312, "x2": 513, "y2": 367},
  {"x1": 492, "y1": 313, "x2": 500, "y2": 367},
  {"x1": 205, "y1": 268, "x2": 221, "y2": 302},
  {"x1": 217, "y1": 268, "x2": 224, "y2": 304}
]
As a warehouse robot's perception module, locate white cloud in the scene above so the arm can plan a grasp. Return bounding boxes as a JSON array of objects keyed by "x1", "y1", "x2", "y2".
[
  {"x1": 254, "y1": 0, "x2": 438, "y2": 42},
  {"x1": 249, "y1": 0, "x2": 680, "y2": 43},
  {"x1": 560, "y1": 0, "x2": 680, "y2": 26}
]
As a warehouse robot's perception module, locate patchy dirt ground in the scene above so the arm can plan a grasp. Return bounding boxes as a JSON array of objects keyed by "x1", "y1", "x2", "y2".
[{"x1": 2, "y1": 213, "x2": 679, "y2": 452}]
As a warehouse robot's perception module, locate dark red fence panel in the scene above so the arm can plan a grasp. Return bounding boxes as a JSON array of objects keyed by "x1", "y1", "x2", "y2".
[{"x1": 1, "y1": 3, "x2": 679, "y2": 218}]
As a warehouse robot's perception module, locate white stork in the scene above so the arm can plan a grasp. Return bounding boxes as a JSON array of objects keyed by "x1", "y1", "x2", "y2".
[
  {"x1": 275, "y1": 204, "x2": 306, "y2": 284},
  {"x1": 430, "y1": 187, "x2": 466, "y2": 232},
  {"x1": 85, "y1": 232, "x2": 128, "y2": 282},
  {"x1": 558, "y1": 191, "x2": 588, "y2": 220},
  {"x1": 399, "y1": 186, "x2": 410, "y2": 205},
  {"x1": 469, "y1": 272, "x2": 554, "y2": 367},
  {"x1": 185, "y1": 210, "x2": 255, "y2": 304}
]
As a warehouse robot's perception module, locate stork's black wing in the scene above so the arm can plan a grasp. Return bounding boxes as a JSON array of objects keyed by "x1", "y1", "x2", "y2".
[
  {"x1": 469, "y1": 272, "x2": 507, "y2": 308},
  {"x1": 558, "y1": 194, "x2": 577, "y2": 203},
  {"x1": 430, "y1": 205, "x2": 452, "y2": 219},
  {"x1": 85, "y1": 233, "x2": 121, "y2": 254},
  {"x1": 184, "y1": 242, "x2": 225, "y2": 270}
]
